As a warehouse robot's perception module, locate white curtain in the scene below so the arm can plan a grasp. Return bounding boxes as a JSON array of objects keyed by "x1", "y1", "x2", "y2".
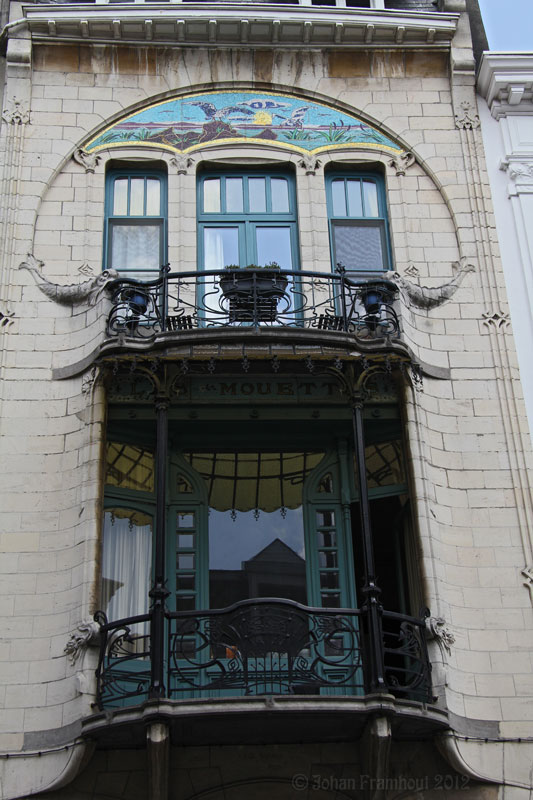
[{"x1": 101, "y1": 511, "x2": 152, "y2": 631}]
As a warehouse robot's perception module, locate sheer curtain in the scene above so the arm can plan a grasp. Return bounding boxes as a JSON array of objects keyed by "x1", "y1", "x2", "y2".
[{"x1": 101, "y1": 510, "x2": 152, "y2": 632}]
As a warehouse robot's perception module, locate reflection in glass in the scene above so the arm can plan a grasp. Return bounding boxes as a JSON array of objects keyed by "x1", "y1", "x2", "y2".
[
  {"x1": 256, "y1": 227, "x2": 292, "y2": 269},
  {"x1": 333, "y1": 223, "x2": 383, "y2": 271},
  {"x1": 347, "y1": 179, "x2": 363, "y2": 217},
  {"x1": 106, "y1": 442, "x2": 154, "y2": 492},
  {"x1": 177, "y1": 534, "x2": 194, "y2": 548},
  {"x1": 317, "y1": 510, "x2": 335, "y2": 527},
  {"x1": 113, "y1": 178, "x2": 128, "y2": 216},
  {"x1": 249, "y1": 178, "x2": 266, "y2": 212},
  {"x1": 177, "y1": 512, "x2": 195, "y2": 528},
  {"x1": 226, "y1": 178, "x2": 243, "y2": 213},
  {"x1": 203, "y1": 227, "x2": 239, "y2": 269},
  {"x1": 130, "y1": 178, "x2": 144, "y2": 216},
  {"x1": 331, "y1": 179, "x2": 346, "y2": 216},
  {"x1": 204, "y1": 178, "x2": 221, "y2": 213},
  {"x1": 177, "y1": 553, "x2": 195, "y2": 570},
  {"x1": 146, "y1": 179, "x2": 160, "y2": 216},
  {"x1": 271, "y1": 178, "x2": 289, "y2": 213},
  {"x1": 317, "y1": 531, "x2": 336, "y2": 548},
  {"x1": 363, "y1": 180, "x2": 379, "y2": 217}
]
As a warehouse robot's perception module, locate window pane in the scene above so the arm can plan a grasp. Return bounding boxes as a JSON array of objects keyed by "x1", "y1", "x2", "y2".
[
  {"x1": 113, "y1": 178, "x2": 128, "y2": 216},
  {"x1": 347, "y1": 179, "x2": 363, "y2": 217},
  {"x1": 146, "y1": 178, "x2": 160, "y2": 216},
  {"x1": 204, "y1": 178, "x2": 221, "y2": 213},
  {"x1": 333, "y1": 223, "x2": 384, "y2": 270},
  {"x1": 271, "y1": 178, "x2": 289, "y2": 213},
  {"x1": 226, "y1": 178, "x2": 243, "y2": 213},
  {"x1": 111, "y1": 224, "x2": 161, "y2": 270},
  {"x1": 130, "y1": 178, "x2": 144, "y2": 216},
  {"x1": 249, "y1": 178, "x2": 266, "y2": 212},
  {"x1": 106, "y1": 442, "x2": 154, "y2": 492},
  {"x1": 101, "y1": 508, "x2": 152, "y2": 620},
  {"x1": 363, "y1": 180, "x2": 379, "y2": 217},
  {"x1": 256, "y1": 227, "x2": 292, "y2": 269},
  {"x1": 331, "y1": 179, "x2": 346, "y2": 216},
  {"x1": 177, "y1": 512, "x2": 195, "y2": 528},
  {"x1": 204, "y1": 227, "x2": 239, "y2": 269}
]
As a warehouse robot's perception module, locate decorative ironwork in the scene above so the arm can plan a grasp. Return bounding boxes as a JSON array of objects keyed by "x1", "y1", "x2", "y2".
[
  {"x1": 93, "y1": 601, "x2": 433, "y2": 708},
  {"x1": 105, "y1": 268, "x2": 400, "y2": 341}
]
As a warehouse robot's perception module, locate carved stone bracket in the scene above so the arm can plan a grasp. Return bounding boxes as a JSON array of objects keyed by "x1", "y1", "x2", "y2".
[
  {"x1": 298, "y1": 154, "x2": 322, "y2": 176},
  {"x1": 19, "y1": 254, "x2": 118, "y2": 306},
  {"x1": 2, "y1": 98, "x2": 30, "y2": 125},
  {"x1": 454, "y1": 101, "x2": 480, "y2": 130},
  {"x1": 482, "y1": 308, "x2": 511, "y2": 330},
  {"x1": 64, "y1": 619, "x2": 101, "y2": 665},
  {"x1": 500, "y1": 158, "x2": 533, "y2": 193},
  {"x1": 72, "y1": 148, "x2": 101, "y2": 174},
  {"x1": 82, "y1": 365, "x2": 99, "y2": 396},
  {"x1": 388, "y1": 151, "x2": 415, "y2": 176},
  {"x1": 169, "y1": 155, "x2": 195, "y2": 175},
  {"x1": 426, "y1": 615, "x2": 455, "y2": 658},
  {"x1": 387, "y1": 258, "x2": 475, "y2": 310}
]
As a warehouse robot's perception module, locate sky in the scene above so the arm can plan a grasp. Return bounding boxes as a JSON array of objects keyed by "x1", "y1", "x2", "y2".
[{"x1": 477, "y1": 0, "x2": 533, "y2": 51}]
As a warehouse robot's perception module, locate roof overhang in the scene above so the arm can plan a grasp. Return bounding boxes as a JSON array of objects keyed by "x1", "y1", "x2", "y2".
[
  {"x1": 478, "y1": 52, "x2": 533, "y2": 119},
  {"x1": 21, "y1": 4, "x2": 458, "y2": 49}
]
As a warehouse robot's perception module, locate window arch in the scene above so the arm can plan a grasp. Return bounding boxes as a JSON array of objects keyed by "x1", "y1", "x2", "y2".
[{"x1": 326, "y1": 170, "x2": 390, "y2": 273}]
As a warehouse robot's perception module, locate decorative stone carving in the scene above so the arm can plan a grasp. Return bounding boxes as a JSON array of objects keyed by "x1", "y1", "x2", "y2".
[
  {"x1": 454, "y1": 100, "x2": 480, "y2": 130},
  {"x1": 501, "y1": 159, "x2": 533, "y2": 188},
  {"x1": 482, "y1": 308, "x2": 511, "y2": 330},
  {"x1": 426, "y1": 615, "x2": 455, "y2": 656},
  {"x1": 403, "y1": 263, "x2": 420, "y2": 279},
  {"x1": 522, "y1": 566, "x2": 533, "y2": 605},
  {"x1": 64, "y1": 619, "x2": 101, "y2": 665},
  {"x1": 82, "y1": 365, "x2": 99, "y2": 396},
  {"x1": 298, "y1": 154, "x2": 322, "y2": 175},
  {"x1": 19, "y1": 254, "x2": 118, "y2": 305},
  {"x1": 388, "y1": 151, "x2": 415, "y2": 176},
  {"x1": 72, "y1": 148, "x2": 101, "y2": 173},
  {"x1": 387, "y1": 258, "x2": 475, "y2": 310},
  {"x1": 2, "y1": 98, "x2": 30, "y2": 125},
  {"x1": 0, "y1": 304, "x2": 15, "y2": 329},
  {"x1": 78, "y1": 263, "x2": 94, "y2": 276},
  {"x1": 169, "y1": 155, "x2": 195, "y2": 175}
]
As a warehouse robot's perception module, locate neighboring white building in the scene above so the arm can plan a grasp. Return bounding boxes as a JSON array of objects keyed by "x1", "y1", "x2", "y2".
[
  {"x1": 478, "y1": 53, "x2": 533, "y2": 439},
  {"x1": 1, "y1": 2, "x2": 533, "y2": 799}
]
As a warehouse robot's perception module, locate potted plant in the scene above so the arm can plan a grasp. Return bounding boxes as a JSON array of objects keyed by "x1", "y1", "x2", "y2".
[{"x1": 219, "y1": 263, "x2": 288, "y2": 322}]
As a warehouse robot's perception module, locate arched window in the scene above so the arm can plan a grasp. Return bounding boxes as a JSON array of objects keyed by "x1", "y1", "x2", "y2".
[
  {"x1": 197, "y1": 169, "x2": 299, "y2": 270},
  {"x1": 326, "y1": 172, "x2": 390, "y2": 273},
  {"x1": 104, "y1": 167, "x2": 167, "y2": 279}
]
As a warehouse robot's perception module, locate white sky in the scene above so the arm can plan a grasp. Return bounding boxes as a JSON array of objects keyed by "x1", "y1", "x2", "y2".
[{"x1": 477, "y1": 0, "x2": 533, "y2": 51}]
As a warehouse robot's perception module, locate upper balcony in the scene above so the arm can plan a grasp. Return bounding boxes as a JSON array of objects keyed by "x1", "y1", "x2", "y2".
[{"x1": 101, "y1": 267, "x2": 408, "y2": 359}]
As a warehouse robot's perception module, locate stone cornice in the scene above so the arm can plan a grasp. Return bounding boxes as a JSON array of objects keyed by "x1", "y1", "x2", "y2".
[
  {"x1": 21, "y1": 4, "x2": 458, "y2": 49},
  {"x1": 478, "y1": 52, "x2": 533, "y2": 119}
]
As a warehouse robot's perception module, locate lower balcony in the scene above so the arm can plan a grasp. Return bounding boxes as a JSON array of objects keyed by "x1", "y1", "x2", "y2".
[{"x1": 83, "y1": 599, "x2": 447, "y2": 748}]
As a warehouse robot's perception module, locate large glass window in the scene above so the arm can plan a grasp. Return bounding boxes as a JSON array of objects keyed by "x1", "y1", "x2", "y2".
[
  {"x1": 198, "y1": 171, "x2": 298, "y2": 270},
  {"x1": 327, "y1": 172, "x2": 390, "y2": 273},
  {"x1": 105, "y1": 169, "x2": 167, "y2": 279}
]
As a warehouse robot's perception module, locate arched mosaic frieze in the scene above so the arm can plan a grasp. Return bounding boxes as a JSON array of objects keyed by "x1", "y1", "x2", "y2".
[{"x1": 85, "y1": 91, "x2": 401, "y2": 156}]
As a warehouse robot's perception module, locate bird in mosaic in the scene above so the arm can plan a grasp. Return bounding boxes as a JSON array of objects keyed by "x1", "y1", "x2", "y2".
[{"x1": 186, "y1": 101, "x2": 254, "y2": 121}]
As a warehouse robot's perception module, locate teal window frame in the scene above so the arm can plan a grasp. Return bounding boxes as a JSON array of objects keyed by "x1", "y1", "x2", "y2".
[
  {"x1": 326, "y1": 171, "x2": 391, "y2": 273},
  {"x1": 197, "y1": 170, "x2": 299, "y2": 270},
  {"x1": 104, "y1": 168, "x2": 168, "y2": 278}
]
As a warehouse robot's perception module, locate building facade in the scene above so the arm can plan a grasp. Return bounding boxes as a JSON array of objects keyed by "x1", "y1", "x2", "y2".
[{"x1": 1, "y1": 0, "x2": 533, "y2": 798}]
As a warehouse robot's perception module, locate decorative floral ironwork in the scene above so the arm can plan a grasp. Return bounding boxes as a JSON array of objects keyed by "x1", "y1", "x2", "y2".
[
  {"x1": 93, "y1": 602, "x2": 433, "y2": 708},
  {"x1": 105, "y1": 268, "x2": 400, "y2": 341}
]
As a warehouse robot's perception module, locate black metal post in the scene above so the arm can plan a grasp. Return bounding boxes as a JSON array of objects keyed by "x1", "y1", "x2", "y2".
[
  {"x1": 149, "y1": 394, "x2": 169, "y2": 699},
  {"x1": 352, "y1": 398, "x2": 386, "y2": 692},
  {"x1": 160, "y1": 264, "x2": 170, "y2": 332}
]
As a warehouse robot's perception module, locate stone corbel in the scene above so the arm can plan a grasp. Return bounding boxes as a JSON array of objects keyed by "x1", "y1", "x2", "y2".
[
  {"x1": 387, "y1": 258, "x2": 475, "y2": 310},
  {"x1": 388, "y1": 151, "x2": 415, "y2": 176},
  {"x1": 360, "y1": 716, "x2": 392, "y2": 800},
  {"x1": 169, "y1": 154, "x2": 195, "y2": 175},
  {"x1": 425, "y1": 615, "x2": 455, "y2": 659},
  {"x1": 72, "y1": 148, "x2": 101, "y2": 174},
  {"x1": 298, "y1": 154, "x2": 322, "y2": 176},
  {"x1": 64, "y1": 619, "x2": 101, "y2": 665},
  {"x1": 19, "y1": 254, "x2": 118, "y2": 305}
]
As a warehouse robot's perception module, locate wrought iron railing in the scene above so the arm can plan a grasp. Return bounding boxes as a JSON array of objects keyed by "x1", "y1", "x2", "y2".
[
  {"x1": 93, "y1": 600, "x2": 432, "y2": 709},
  {"x1": 105, "y1": 268, "x2": 400, "y2": 341}
]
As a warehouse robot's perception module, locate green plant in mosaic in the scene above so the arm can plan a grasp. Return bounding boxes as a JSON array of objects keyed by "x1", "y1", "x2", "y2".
[{"x1": 316, "y1": 122, "x2": 352, "y2": 143}]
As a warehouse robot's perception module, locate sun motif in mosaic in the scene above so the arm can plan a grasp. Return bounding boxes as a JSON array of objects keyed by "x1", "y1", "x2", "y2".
[{"x1": 86, "y1": 91, "x2": 401, "y2": 155}]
